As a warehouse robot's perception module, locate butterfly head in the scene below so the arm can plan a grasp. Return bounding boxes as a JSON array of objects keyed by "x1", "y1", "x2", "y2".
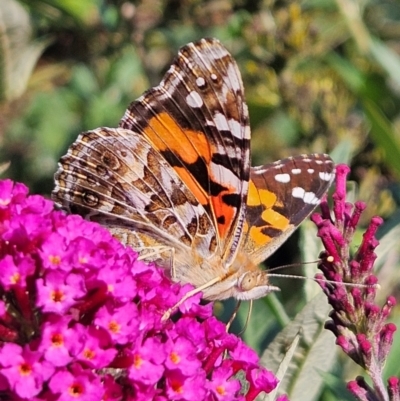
[
  {"x1": 235, "y1": 270, "x2": 280, "y2": 300},
  {"x1": 226, "y1": 251, "x2": 280, "y2": 301}
]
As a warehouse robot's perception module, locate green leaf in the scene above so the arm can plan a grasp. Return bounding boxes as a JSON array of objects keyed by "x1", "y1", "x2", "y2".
[
  {"x1": 318, "y1": 371, "x2": 354, "y2": 400},
  {"x1": 0, "y1": 0, "x2": 51, "y2": 101},
  {"x1": 22, "y1": 0, "x2": 100, "y2": 26},
  {"x1": 264, "y1": 333, "x2": 300, "y2": 401},
  {"x1": 300, "y1": 221, "x2": 325, "y2": 302},
  {"x1": 237, "y1": 294, "x2": 287, "y2": 353},
  {"x1": 260, "y1": 293, "x2": 337, "y2": 401},
  {"x1": 369, "y1": 36, "x2": 400, "y2": 90},
  {"x1": 362, "y1": 98, "x2": 400, "y2": 176},
  {"x1": 69, "y1": 65, "x2": 99, "y2": 99},
  {"x1": 326, "y1": 52, "x2": 400, "y2": 176},
  {"x1": 330, "y1": 138, "x2": 355, "y2": 165}
]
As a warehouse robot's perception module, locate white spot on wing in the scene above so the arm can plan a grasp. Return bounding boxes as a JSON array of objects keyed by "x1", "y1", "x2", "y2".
[
  {"x1": 214, "y1": 113, "x2": 229, "y2": 130},
  {"x1": 275, "y1": 173, "x2": 291, "y2": 183},
  {"x1": 307, "y1": 168, "x2": 315, "y2": 174},
  {"x1": 292, "y1": 187, "x2": 319, "y2": 205},
  {"x1": 214, "y1": 113, "x2": 243, "y2": 139},
  {"x1": 320, "y1": 172, "x2": 333, "y2": 181},
  {"x1": 186, "y1": 91, "x2": 203, "y2": 108},
  {"x1": 162, "y1": 66, "x2": 181, "y2": 89},
  {"x1": 253, "y1": 167, "x2": 268, "y2": 175},
  {"x1": 292, "y1": 168, "x2": 301, "y2": 174},
  {"x1": 196, "y1": 77, "x2": 205, "y2": 87},
  {"x1": 274, "y1": 163, "x2": 284, "y2": 169},
  {"x1": 226, "y1": 64, "x2": 241, "y2": 91},
  {"x1": 211, "y1": 162, "x2": 241, "y2": 189}
]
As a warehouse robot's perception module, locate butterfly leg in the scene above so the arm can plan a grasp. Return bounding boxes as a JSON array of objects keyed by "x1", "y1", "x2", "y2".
[
  {"x1": 109, "y1": 228, "x2": 175, "y2": 269},
  {"x1": 225, "y1": 300, "x2": 242, "y2": 332},
  {"x1": 161, "y1": 274, "x2": 229, "y2": 321},
  {"x1": 137, "y1": 245, "x2": 174, "y2": 267},
  {"x1": 238, "y1": 300, "x2": 253, "y2": 335},
  {"x1": 224, "y1": 300, "x2": 252, "y2": 337}
]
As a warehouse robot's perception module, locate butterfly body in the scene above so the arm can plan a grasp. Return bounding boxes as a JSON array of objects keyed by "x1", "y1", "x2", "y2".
[{"x1": 53, "y1": 38, "x2": 335, "y2": 302}]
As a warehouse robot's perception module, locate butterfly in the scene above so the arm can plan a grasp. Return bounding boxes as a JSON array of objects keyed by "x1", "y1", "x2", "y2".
[{"x1": 52, "y1": 38, "x2": 335, "y2": 303}]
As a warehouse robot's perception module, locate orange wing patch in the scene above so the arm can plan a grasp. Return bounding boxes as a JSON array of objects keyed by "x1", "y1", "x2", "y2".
[
  {"x1": 245, "y1": 179, "x2": 290, "y2": 247},
  {"x1": 243, "y1": 155, "x2": 335, "y2": 266},
  {"x1": 143, "y1": 112, "x2": 211, "y2": 165},
  {"x1": 143, "y1": 111, "x2": 240, "y2": 241},
  {"x1": 143, "y1": 111, "x2": 211, "y2": 207},
  {"x1": 212, "y1": 186, "x2": 237, "y2": 240},
  {"x1": 248, "y1": 180, "x2": 289, "y2": 229}
]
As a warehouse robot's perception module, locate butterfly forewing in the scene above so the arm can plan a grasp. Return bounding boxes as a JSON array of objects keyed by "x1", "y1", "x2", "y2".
[
  {"x1": 119, "y1": 38, "x2": 250, "y2": 263},
  {"x1": 242, "y1": 154, "x2": 335, "y2": 266}
]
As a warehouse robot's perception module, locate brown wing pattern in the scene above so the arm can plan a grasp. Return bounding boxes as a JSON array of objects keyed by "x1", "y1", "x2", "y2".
[{"x1": 52, "y1": 127, "x2": 217, "y2": 260}]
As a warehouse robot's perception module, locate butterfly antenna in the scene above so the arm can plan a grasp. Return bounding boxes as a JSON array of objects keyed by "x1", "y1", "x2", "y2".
[
  {"x1": 266, "y1": 259, "x2": 322, "y2": 273},
  {"x1": 266, "y1": 255, "x2": 379, "y2": 289},
  {"x1": 266, "y1": 273, "x2": 380, "y2": 289}
]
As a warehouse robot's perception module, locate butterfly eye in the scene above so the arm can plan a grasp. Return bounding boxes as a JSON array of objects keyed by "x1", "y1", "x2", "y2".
[
  {"x1": 235, "y1": 271, "x2": 278, "y2": 301},
  {"x1": 237, "y1": 272, "x2": 258, "y2": 292}
]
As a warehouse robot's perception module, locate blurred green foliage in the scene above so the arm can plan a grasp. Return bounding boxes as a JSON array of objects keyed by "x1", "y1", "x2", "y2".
[{"x1": 2, "y1": 0, "x2": 400, "y2": 399}]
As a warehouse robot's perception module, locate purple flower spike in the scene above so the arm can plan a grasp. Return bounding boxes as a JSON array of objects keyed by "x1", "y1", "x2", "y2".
[
  {"x1": 388, "y1": 377, "x2": 400, "y2": 401},
  {"x1": 312, "y1": 164, "x2": 398, "y2": 401},
  {"x1": 349, "y1": 202, "x2": 367, "y2": 230},
  {"x1": 0, "y1": 180, "x2": 278, "y2": 400},
  {"x1": 347, "y1": 377, "x2": 376, "y2": 401},
  {"x1": 332, "y1": 164, "x2": 351, "y2": 225}
]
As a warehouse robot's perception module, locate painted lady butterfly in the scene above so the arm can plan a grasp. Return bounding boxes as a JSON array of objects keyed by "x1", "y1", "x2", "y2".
[{"x1": 52, "y1": 38, "x2": 335, "y2": 302}]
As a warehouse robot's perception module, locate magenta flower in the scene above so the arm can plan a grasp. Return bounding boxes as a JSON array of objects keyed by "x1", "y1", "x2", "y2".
[
  {"x1": 311, "y1": 165, "x2": 398, "y2": 401},
  {"x1": 208, "y1": 366, "x2": 241, "y2": 400},
  {"x1": 164, "y1": 336, "x2": 201, "y2": 374},
  {"x1": 73, "y1": 325, "x2": 117, "y2": 368},
  {"x1": 165, "y1": 369, "x2": 207, "y2": 400},
  {"x1": 0, "y1": 179, "x2": 278, "y2": 400},
  {"x1": 94, "y1": 301, "x2": 140, "y2": 344},
  {"x1": 0, "y1": 343, "x2": 54, "y2": 398},
  {"x1": 39, "y1": 316, "x2": 75, "y2": 366},
  {"x1": 36, "y1": 271, "x2": 86, "y2": 313},
  {"x1": 128, "y1": 336, "x2": 166, "y2": 385},
  {"x1": 48, "y1": 363, "x2": 104, "y2": 401}
]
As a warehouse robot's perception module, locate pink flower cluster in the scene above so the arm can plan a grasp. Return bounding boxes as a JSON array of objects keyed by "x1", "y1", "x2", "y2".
[
  {"x1": 0, "y1": 180, "x2": 279, "y2": 400},
  {"x1": 311, "y1": 165, "x2": 398, "y2": 401}
]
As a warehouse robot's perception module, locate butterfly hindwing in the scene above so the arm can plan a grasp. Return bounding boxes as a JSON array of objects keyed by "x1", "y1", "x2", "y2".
[{"x1": 53, "y1": 127, "x2": 217, "y2": 261}]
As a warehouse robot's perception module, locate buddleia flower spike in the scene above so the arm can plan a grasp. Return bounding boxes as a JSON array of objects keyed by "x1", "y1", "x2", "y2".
[{"x1": 311, "y1": 164, "x2": 398, "y2": 401}]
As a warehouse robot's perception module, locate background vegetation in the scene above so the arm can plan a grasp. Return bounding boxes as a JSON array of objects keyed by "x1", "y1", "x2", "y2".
[{"x1": 2, "y1": 0, "x2": 400, "y2": 400}]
